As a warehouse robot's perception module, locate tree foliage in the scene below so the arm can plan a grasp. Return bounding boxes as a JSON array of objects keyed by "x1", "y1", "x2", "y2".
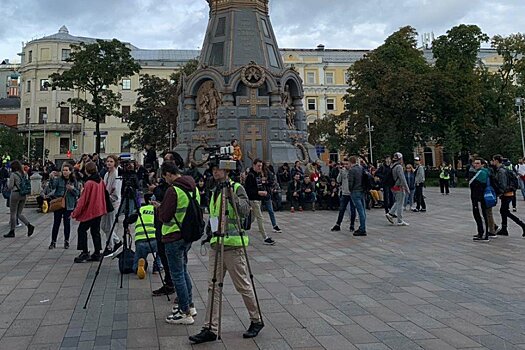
[
  {"x1": 127, "y1": 59, "x2": 198, "y2": 151},
  {"x1": 50, "y1": 39, "x2": 141, "y2": 153},
  {"x1": 0, "y1": 126, "x2": 25, "y2": 160}
]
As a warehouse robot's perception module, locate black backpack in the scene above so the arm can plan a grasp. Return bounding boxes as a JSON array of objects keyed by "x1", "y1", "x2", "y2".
[
  {"x1": 117, "y1": 248, "x2": 135, "y2": 274},
  {"x1": 505, "y1": 168, "x2": 519, "y2": 192},
  {"x1": 383, "y1": 165, "x2": 395, "y2": 188},
  {"x1": 174, "y1": 185, "x2": 205, "y2": 243},
  {"x1": 362, "y1": 168, "x2": 373, "y2": 191}
]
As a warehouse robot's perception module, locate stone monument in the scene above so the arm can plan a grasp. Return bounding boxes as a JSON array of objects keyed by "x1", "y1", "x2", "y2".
[{"x1": 175, "y1": 0, "x2": 317, "y2": 166}]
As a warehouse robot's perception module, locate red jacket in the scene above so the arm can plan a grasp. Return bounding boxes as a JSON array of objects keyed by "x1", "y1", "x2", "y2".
[{"x1": 72, "y1": 174, "x2": 108, "y2": 222}]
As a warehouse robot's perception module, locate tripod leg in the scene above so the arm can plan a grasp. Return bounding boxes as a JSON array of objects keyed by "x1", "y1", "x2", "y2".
[
  {"x1": 217, "y1": 235, "x2": 226, "y2": 340},
  {"x1": 207, "y1": 239, "x2": 222, "y2": 333}
]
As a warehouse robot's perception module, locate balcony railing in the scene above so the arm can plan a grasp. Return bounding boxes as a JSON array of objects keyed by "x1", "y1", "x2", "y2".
[{"x1": 17, "y1": 122, "x2": 82, "y2": 133}]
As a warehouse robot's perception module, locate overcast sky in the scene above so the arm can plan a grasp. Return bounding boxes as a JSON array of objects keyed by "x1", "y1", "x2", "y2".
[{"x1": 1, "y1": 0, "x2": 524, "y2": 63}]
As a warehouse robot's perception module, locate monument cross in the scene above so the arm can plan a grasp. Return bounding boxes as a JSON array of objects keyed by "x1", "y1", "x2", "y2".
[
  {"x1": 245, "y1": 124, "x2": 262, "y2": 159},
  {"x1": 239, "y1": 89, "x2": 268, "y2": 117}
]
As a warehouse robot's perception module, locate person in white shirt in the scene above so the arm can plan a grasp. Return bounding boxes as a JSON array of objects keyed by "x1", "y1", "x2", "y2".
[{"x1": 516, "y1": 158, "x2": 525, "y2": 201}]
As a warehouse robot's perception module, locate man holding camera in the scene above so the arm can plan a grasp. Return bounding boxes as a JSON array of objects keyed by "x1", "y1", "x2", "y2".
[{"x1": 190, "y1": 163, "x2": 264, "y2": 344}]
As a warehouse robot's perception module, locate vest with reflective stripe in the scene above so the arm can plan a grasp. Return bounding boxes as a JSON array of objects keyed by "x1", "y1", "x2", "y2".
[
  {"x1": 209, "y1": 181, "x2": 249, "y2": 247},
  {"x1": 161, "y1": 186, "x2": 199, "y2": 236},
  {"x1": 135, "y1": 205, "x2": 156, "y2": 242}
]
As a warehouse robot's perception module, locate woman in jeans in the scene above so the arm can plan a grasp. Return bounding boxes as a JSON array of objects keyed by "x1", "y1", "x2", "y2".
[
  {"x1": 49, "y1": 163, "x2": 80, "y2": 249},
  {"x1": 101, "y1": 155, "x2": 123, "y2": 257},
  {"x1": 4, "y1": 160, "x2": 35, "y2": 238}
]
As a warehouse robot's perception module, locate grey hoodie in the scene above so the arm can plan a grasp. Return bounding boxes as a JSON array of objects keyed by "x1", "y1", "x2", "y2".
[
  {"x1": 337, "y1": 168, "x2": 350, "y2": 195},
  {"x1": 415, "y1": 164, "x2": 425, "y2": 185},
  {"x1": 392, "y1": 161, "x2": 408, "y2": 190}
]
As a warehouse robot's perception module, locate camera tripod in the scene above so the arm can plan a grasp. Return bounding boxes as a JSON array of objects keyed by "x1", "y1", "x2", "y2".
[
  {"x1": 83, "y1": 180, "x2": 170, "y2": 309},
  {"x1": 206, "y1": 180, "x2": 264, "y2": 340}
]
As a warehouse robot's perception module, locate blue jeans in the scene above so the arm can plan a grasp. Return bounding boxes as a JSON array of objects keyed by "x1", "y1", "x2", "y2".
[
  {"x1": 520, "y1": 177, "x2": 525, "y2": 200},
  {"x1": 262, "y1": 198, "x2": 277, "y2": 227},
  {"x1": 133, "y1": 239, "x2": 161, "y2": 272},
  {"x1": 165, "y1": 239, "x2": 193, "y2": 313},
  {"x1": 351, "y1": 191, "x2": 366, "y2": 231},
  {"x1": 336, "y1": 195, "x2": 356, "y2": 228}
]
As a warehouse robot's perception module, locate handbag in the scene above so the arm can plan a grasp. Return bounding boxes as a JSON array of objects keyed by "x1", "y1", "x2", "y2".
[
  {"x1": 484, "y1": 176, "x2": 497, "y2": 208},
  {"x1": 104, "y1": 188, "x2": 114, "y2": 213},
  {"x1": 48, "y1": 197, "x2": 66, "y2": 212}
]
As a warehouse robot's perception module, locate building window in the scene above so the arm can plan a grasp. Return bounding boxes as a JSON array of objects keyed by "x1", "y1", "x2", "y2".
[
  {"x1": 28, "y1": 50, "x2": 33, "y2": 63},
  {"x1": 38, "y1": 107, "x2": 47, "y2": 124},
  {"x1": 325, "y1": 72, "x2": 334, "y2": 85},
  {"x1": 59, "y1": 138, "x2": 70, "y2": 154},
  {"x1": 326, "y1": 98, "x2": 335, "y2": 111},
  {"x1": 307, "y1": 98, "x2": 317, "y2": 110},
  {"x1": 60, "y1": 107, "x2": 69, "y2": 124},
  {"x1": 121, "y1": 105, "x2": 131, "y2": 123},
  {"x1": 122, "y1": 79, "x2": 131, "y2": 90},
  {"x1": 99, "y1": 136, "x2": 107, "y2": 154},
  {"x1": 121, "y1": 134, "x2": 131, "y2": 153},
  {"x1": 26, "y1": 80, "x2": 31, "y2": 93},
  {"x1": 61, "y1": 49, "x2": 71, "y2": 61},
  {"x1": 40, "y1": 79, "x2": 50, "y2": 91},
  {"x1": 306, "y1": 72, "x2": 315, "y2": 84},
  {"x1": 25, "y1": 108, "x2": 30, "y2": 124},
  {"x1": 266, "y1": 44, "x2": 279, "y2": 68},
  {"x1": 261, "y1": 19, "x2": 270, "y2": 37}
]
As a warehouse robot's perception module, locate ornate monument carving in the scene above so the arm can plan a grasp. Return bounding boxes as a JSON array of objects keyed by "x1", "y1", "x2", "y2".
[{"x1": 175, "y1": 0, "x2": 318, "y2": 164}]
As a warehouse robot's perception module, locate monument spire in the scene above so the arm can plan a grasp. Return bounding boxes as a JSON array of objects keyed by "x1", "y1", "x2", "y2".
[{"x1": 200, "y1": 0, "x2": 282, "y2": 72}]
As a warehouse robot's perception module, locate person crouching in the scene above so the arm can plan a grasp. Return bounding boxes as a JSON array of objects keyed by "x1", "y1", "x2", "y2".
[{"x1": 133, "y1": 195, "x2": 161, "y2": 279}]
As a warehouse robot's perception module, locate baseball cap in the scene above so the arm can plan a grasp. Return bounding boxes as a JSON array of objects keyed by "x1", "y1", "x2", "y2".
[
  {"x1": 414, "y1": 156, "x2": 420, "y2": 161},
  {"x1": 393, "y1": 152, "x2": 403, "y2": 160}
]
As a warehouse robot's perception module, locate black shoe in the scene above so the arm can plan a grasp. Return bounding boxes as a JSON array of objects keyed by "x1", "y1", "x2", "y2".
[
  {"x1": 420, "y1": 209, "x2": 426, "y2": 212},
  {"x1": 112, "y1": 241, "x2": 123, "y2": 255},
  {"x1": 64, "y1": 241, "x2": 70, "y2": 249},
  {"x1": 74, "y1": 252, "x2": 90, "y2": 263},
  {"x1": 488, "y1": 232, "x2": 497, "y2": 238},
  {"x1": 4, "y1": 230, "x2": 15, "y2": 238},
  {"x1": 473, "y1": 235, "x2": 489, "y2": 242},
  {"x1": 243, "y1": 322, "x2": 264, "y2": 338},
  {"x1": 353, "y1": 229, "x2": 367, "y2": 236},
  {"x1": 498, "y1": 228, "x2": 509, "y2": 236},
  {"x1": 349, "y1": 227, "x2": 355, "y2": 232},
  {"x1": 102, "y1": 247, "x2": 113, "y2": 257},
  {"x1": 331, "y1": 225, "x2": 341, "y2": 232},
  {"x1": 189, "y1": 328, "x2": 217, "y2": 344},
  {"x1": 88, "y1": 253, "x2": 102, "y2": 262},
  {"x1": 27, "y1": 224, "x2": 35, "y2": 237},
  {"x1": 152, "y1": 285, "x2": 175, "y2": 296},
  {"x1": 48, "y1": 242, "x2": 56, "y2": 249}
]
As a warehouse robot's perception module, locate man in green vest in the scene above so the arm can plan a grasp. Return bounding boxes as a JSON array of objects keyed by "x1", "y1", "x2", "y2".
[
  {"x1": 133, "y1": 195, "x2": 161, "y2": 279},
  {"x1": 439, "y1": 163, "x2": 451, "y2": 195},
  {"x1": 155, "y1": 162, "x2": 200, "y2": 325},
  {"x1": 190, "y1": 163, "x2": 264, "y2": 344}
]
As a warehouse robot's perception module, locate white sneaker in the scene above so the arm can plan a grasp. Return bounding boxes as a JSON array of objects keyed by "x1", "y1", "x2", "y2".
[
  {"x1": 172, "y1": 304, "x2": 197, "y2": 317},
  {"x1": 166, "y1": 310, "x2": 194, "y2": 325},
  {"x1": 397, "y1": 221, "x2": 410, "y2": 226},
  {"x1": 16, "y1": 223, "x2": 22, "y2": 228}
]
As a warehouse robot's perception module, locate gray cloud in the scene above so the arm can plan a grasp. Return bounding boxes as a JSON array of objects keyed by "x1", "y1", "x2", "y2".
[{"x1": 1, "y1": 0, "x2": 524, "y2": 62}]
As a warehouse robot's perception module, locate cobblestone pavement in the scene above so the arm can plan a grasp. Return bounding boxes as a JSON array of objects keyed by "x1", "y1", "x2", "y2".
[{"x1": 2, "y1": 188, "x2": 525, "y2": 349}]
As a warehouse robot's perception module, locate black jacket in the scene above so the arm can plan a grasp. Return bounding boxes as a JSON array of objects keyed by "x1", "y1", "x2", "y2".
[{"x1": 245, "y1": 168, "x2": 265, "y2": 201}]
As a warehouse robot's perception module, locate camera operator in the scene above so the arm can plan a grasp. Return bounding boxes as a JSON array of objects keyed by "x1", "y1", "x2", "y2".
[
  {"x1": 244, "y1": 159, "x2": 276, "y2": 245},
  {"x1": 189, "y1": 162, "x2": 264, "y2": 344}
]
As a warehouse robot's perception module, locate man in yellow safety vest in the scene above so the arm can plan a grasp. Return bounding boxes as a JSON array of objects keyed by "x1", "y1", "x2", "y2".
[{"x1": 133, "y1": 195, "x2": 161, "y2": 279}]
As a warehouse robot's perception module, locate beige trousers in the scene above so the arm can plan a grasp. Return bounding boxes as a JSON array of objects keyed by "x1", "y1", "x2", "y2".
[
  {"x1": 250, "y1": 200, "x2": 266, "y2": 239},
  {"x1": 486, "y1": 207, "x2": 496, "y2": 234},
  {"x1": 204, "y1": 247, "x2": 261, "y2": 333}
]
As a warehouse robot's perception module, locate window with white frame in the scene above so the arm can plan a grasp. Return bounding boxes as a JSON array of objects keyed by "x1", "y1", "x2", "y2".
[
  {"x1": 307, "y1": 98, "x2": 317, "y2": 110},
  {"x1": 40, "y1": 79, "x2": 50, "y2": 91},
  {"x1": 325, "y1": 72, "x2": 334, "y2": 85},
  {"x1": 306, "y1": 72, "x2": 315, "y2": 84},
  {"x1": 122, "y1": 79, "x2": 131, "y2": 90},
  {"x1": 61, "y1": 49, "x2": 71, "y2": 61},
  {"x1": 327, "y1": 98, "x2": 336, "y2": 111}
]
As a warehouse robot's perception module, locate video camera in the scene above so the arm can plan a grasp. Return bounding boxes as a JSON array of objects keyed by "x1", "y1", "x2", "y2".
[{"x1": 205, "y1": 145, "x2": 237, "y2": 171}]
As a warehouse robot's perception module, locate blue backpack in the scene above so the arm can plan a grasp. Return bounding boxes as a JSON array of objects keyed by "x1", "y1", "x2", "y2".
[
  {"x1": 484, "y1": 176, "x2": 497, "y2": 208},
  {"x1": 15, "y1": 173, "x2": 31, "y2": 196}
]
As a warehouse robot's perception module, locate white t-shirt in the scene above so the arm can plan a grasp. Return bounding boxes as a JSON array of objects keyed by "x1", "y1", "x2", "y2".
[{"x1": 516, "y1": 164, "x2": 525, "y2": 176}]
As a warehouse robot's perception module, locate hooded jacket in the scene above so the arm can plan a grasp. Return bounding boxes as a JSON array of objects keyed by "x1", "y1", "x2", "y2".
[
  {"x1": 158, "y1": 175, "x2": 197, "y2": 243},
  {"x1": 71, "y1": 173, "x2": 107, "y2": 222}
]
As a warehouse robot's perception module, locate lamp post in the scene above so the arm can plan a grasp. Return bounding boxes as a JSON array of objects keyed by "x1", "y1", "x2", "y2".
[
  {"x1": 42, "y1": 113, "x2": 48, "y2": 162},
  {"x1": 366, "y1": 115, "x2": 374, "y2": 165},
  {"x1": 27, "y1": 116, "x2": 31, "y2": 161},
  {"x1": 516, "y1": 97, "x2": 525, "y2": 158}
]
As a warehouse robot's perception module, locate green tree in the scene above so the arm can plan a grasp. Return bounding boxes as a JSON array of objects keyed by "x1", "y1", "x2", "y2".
[
  {"x1": 127, "y1": 59, "x2": 198, "y2": 151},
  {"x1": 307, "y1": 114, "x2": 345, "y2": 151},
  {"x1": 50, "y1": 39, "x2": 141, "y2": 153},
  {"x1": 343, "y1": 26, "x2": 433, "y2": 161},
  {"x1": 0, "y1": 126, "x2": 25, "y2": 160}
]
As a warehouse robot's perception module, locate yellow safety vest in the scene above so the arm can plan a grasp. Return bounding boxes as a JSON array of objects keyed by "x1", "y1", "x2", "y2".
[
  {"x1": 209, "y1": 181, "x2": 249, "y2": 247},
  {"x1": 440, "y1": 167, "x2": 450, "y2": 180},
  {"x1": 135, "y1": 205, "x2": 156, "y2": 242},
  {"x1": 161, "y1": 186, "x2": 200, "y2": 236}
]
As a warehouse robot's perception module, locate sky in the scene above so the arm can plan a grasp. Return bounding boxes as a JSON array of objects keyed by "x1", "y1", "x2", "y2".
[{"x1": 1, "y1": 0, "x2": 524, "y2": 63}]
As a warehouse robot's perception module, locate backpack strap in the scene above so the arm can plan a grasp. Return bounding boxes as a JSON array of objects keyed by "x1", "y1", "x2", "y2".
[{"x1": 172, "y1": 184, "x2": 197, "y2": 230}]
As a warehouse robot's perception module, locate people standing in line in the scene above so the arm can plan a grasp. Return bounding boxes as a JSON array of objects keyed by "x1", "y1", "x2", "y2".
[
  {"x1": 439, "y1": 163, "x2": 451, "y2": 195},
  {"x1": 469, "y1": 158, "x2": 490, "y2": 241},
  {"x1": 101, "y1": 155, "x2": 123, "y2": 257},
  {"x1": 49, "y1": 163, "x2": 80, "y2": 249},
  {"x1": 4, "y1": 160, "x2": 35, "y2": 238},
  {"x1": 71, "y1": 162, "x2": 108, "y2": 262},
  {"x1": 376, "y1": 156, "x2": 394, "y2": 213},
  {"x1": 413, "y1": 157, "x2": 426, "y2": 212},
  {"x1": 331, "y1": 158, "x2": 357, "y2": 232},
  {"x1": 404, "y1": 164, "x2": 416, "y2": 211},
  {"x1": 155, "y1": 162, "x2": 199, "y2": 325},
  {"x1": 493, "y1": 155, "x2": 525, "y2": 237},
  {"x1": 189, "y1": 162, "x2": 263, "y2": 344},
  {"x1": 386, "y1": 153, "x2": 410, "y2": 226},
  {"x1": 515, "y1": 157, "x2": 525, "y2": 201},
  {"x1": 245, "y1": 159, "x2": 276, "y2": 245},
  {"x1": 348, "y1": 156, "x2": 367, "y2": 236}
]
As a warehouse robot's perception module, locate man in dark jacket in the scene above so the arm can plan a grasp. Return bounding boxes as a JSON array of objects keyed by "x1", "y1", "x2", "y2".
[
  {"x1": 244, "y1": 159, "x2": 275, "y2": 245},
  {"x1": 375, "y1": 156, "x2": 394, "y2": 213},
  {"x1": 348, "y1": 156, "x2": 367, "y2": 236},
  {"x1": 469, "y1": 158, "x2": 490, "y2": 241}
]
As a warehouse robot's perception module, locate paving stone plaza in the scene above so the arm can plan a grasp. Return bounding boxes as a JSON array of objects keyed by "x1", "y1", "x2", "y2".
[{"x1": 2, "y1": 188, "x2": 525, "y2": 350}]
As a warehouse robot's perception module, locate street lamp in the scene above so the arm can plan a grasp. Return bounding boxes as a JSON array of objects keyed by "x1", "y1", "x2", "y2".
[
  {"x1": 516, "y1": 97, "x2": 525, "y2": 158},
  {"x1": 27, "y1": 116, "x2": 31, "y2": 161},
  {"x1": 366, "y1": 115, "x2": 374, "y2": 165},
  {"x1": 42, "y1": 113, "x2": 48, "y2": 162}
]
